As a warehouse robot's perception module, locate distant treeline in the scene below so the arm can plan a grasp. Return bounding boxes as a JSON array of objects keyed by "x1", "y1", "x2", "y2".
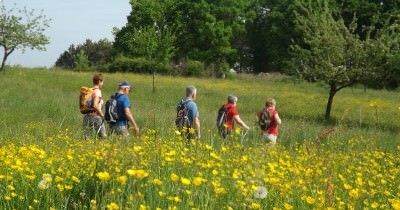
[{"x1": 54, "y1": 0, "x2": 400, "y2": 88}]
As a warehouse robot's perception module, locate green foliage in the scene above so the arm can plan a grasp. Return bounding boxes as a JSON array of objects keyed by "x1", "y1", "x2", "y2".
[
  {"x1": 108, "y1": 56, "x2": 171, "y2": 74},
  {"x1": 74, "y1": 49, "x2": 89, "y2": 70},
  {"x1": 0, "y1": 68, "x2": 399, "y2": 147},
  {"x1": 0, "y1": 4, "x2": 50, "y2": 71},
  {"x1": 55, "y1": 39, "x2": 113, "y2": 69},
  {"x1": 290, "y1": 0, "x2": 400, "y2": 119},
  {"x1": 186, "y1": 59, "x2": 204, "y2": 77}
]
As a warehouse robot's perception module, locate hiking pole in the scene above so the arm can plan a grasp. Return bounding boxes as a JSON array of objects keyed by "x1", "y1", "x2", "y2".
[{"x1": 97, "y1": 119, "x2": 105, "y2": 138}]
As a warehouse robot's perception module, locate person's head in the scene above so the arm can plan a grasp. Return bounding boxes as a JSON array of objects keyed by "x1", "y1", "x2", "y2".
[
  {"x1": 186, "y1": 85, "x2": 197, "y2": 100},
  {"x1": 93, "y1": 73, "x2": 104, "y2": 87},
  {"x1": 118, "y1": 81, "x2": 131, "y2": 95},
  {"x1": 265, "y1": 98, "x2": 276, "y2": 107},
  {"x1": 227, "y1": 95, "x2": 238, "y2": 106}
]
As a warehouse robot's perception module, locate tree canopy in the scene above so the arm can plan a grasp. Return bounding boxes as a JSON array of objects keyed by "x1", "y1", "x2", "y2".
[
  {"x1": 290, "y1": 0, "x2": 400, "y2": 119},
  {"x1": 0, "y1": 4, "x2": 50, "y2": 71}
]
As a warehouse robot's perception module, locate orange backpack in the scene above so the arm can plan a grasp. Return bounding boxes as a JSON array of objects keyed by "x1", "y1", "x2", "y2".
[{"x1": 79, "y1": 86, "x2": 96, "y2": 114}]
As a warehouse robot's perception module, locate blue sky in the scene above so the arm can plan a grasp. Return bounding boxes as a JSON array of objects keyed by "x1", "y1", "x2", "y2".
[{"x1": 1, "y1": 0, "x2": 131, "y2": 67}]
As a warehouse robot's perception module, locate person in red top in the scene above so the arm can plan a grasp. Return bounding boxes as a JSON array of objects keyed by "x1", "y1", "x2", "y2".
[
  {"x1": 223, "y1": 95, "x2": 250, "y2": 134},
  {"x1": 257, "y1": 98, "x2": 282, "y2": 144}
]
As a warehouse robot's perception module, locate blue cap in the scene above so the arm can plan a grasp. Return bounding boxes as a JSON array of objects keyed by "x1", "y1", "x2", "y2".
[{"x1": 119, "y1": 81, "x2": 131, "y2": 87}]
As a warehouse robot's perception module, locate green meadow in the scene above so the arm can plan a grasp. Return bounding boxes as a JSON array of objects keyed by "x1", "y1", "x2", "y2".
[
  {"x1": 0, "y1": 69, "x2": 399, "y2": 209},
  {"x1": 1, "y1": 69, "x2": 398, "y2": 147}
]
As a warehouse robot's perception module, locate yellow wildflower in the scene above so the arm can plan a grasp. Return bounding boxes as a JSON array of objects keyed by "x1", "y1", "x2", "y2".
[
  {"x1": 170, "y1": 173, "x2": 179, "y2": 182},
  {"x1": 284, "y1": 203, "x2": 293, "y2": 210},
  {"x1": 371, "y1": 202, "x2": 379, "y2": 209},
  {"x1": 116, "y1": 175, "x2": 128, "y2": 184},
  {"x1": 306, "y1": 196, "x2": 316, "y2": 204},
  {"x1": 72, "y1": 176, "x2": 80, "y2": 183},
  {"x1": 181, "y1": 177, "x2": 191, "y2": 185},
  {"x1": 153, "y1": 178, "x2": 163, "y2": 186},
  {"x1": 192, "y1": 177, "x2": 203, "y2": 186},
  {"x1": 107, "y1": 202, "x2": 119, "y2": 210},
  {"x1": 251, "y1": 202, "x2": 261, "y2": 209},
  {"x1": 96, "y1": 171, "x2": 111, "y2": 181},
  {"x1": 390, "y1": 199, "x2": 400, "y2": 210}
]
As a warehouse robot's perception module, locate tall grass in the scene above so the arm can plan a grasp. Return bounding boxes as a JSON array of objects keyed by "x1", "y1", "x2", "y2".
[
  {"x1": 0, "y1": 69, "x2": 398, "y2": 148},
  {"x1": 0, "y1": 69, "x2": 399, "y2": 209}
]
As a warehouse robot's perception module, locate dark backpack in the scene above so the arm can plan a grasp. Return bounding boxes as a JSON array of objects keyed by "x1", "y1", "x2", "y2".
[
  {"x1": 104, "y1": 93, "x2": 122, "y2": 123},
  {"x1": 258, "y1": 109, "x2": 271, "y2": 130},
  {"x1": 175, "y1": 100, "x2": 191, "y2": 131},
  {"x1": 216, "y1": 105, "x2": 231, "y2": 138}
]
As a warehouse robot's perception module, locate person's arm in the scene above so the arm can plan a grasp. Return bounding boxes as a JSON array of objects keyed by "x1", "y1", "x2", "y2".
[
  {"x1": 92, "y1": 93, "x2": 104, "y2": 118},
  {"x1": 124, "y1": 108, "x2": 139, "y2": 134},
  {"x1": 233, "y1": 115, "x2": 250, "y2": 131},
  {"x1": 275, "y1": 113, "x2": 282, "y2": 125},
  {"x1": 194, "y1": 116, "x2": 201, "y2": 139}
]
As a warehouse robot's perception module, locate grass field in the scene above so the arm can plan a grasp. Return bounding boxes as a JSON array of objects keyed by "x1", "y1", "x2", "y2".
[{"x1": 0, "y1": 69, "x2": 399, "y2": 209}]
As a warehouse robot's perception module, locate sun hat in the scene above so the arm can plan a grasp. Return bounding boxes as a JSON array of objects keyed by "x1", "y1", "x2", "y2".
[{"x1": 118, "y1": 81, "x2": 131, "y2": 87}]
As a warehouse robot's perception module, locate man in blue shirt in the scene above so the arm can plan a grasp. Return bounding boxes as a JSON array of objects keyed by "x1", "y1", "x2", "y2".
[
  {"x1": 109, "y1": 81, "x2": 140, "y2": 141},
  {"x1": 176, "y1": 85, "x2": 201, "y2": 139}
]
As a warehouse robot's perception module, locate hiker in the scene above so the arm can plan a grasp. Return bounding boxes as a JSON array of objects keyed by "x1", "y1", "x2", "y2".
[
  {"x1": 176, "y1": 85, "x2": 201, "y2": 139},
  {"x1": 257, "y1": 98, "x2": 281, "y2": 144},
  {"x1": 218, "y1": 95, "x2": 250, "y2": 138},
  {"x1": 82, "y1": 73, "x2": 106, "y2": 139},
  {"x1": 108, "y1": 81, "x2": 140, "y2": 141}
]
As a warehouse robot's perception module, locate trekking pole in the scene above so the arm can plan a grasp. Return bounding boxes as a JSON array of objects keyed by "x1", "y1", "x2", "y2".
[{"x1": 97, "y1": 119, "x2": 105, "y2": 137}]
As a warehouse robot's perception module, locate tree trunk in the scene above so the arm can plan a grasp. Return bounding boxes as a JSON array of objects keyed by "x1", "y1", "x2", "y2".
[
  {"x1": 1, "y1": 47, "x2": 13, "y2": 72},
  {"x1": 325, "y1": 85, "x2": 337, "y2": 120},
  {"x1": 152, "y1": 71, "x2": 156, "y2": 93},
  {"x1": 1, "y1": 51, "x2": 7, "y2": 72}
]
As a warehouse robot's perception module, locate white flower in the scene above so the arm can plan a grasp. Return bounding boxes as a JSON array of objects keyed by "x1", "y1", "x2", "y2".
[
  {"x1": 38, "y1": 173, "x2": 52, "y2": 190},
  {"x1": 253, "y1": 186, "x2": 268, "y2": 199}
]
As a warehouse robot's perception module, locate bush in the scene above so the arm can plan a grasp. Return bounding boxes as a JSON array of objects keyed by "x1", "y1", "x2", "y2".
[{"x1": 186, "y1": 60, "x2": 204, "y2": 76}]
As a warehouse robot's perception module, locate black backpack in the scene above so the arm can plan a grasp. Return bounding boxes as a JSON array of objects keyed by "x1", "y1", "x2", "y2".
[
  {"x1": 258, "y1": 109, "x2": 271, "y2": 130},
  {"x1": 175, "y1": 100, "x2": 191, "y2": 131},
  {"x1": 104, "y1": 93, "x2": 122, "y2": 123},
  {"x1": 216, "y1": 105, "x2": 231, "y2": 138}
]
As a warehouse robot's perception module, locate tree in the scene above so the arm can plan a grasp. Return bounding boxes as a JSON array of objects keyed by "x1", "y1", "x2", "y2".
[
  {"x1": 0, "y1": 4, "x2": 50, "y2": 71},
  {"x1": 74, "y1": 49, "x2": 89, "y2": 69},
  {"x1": 290, "y1": 0, "x2": 400, "y2": 120},
  {"x1": 113, "y1": 0, "x2": 177, "y2": 63},
  {"x1": 247, "y1": 0, "x2": 298, "y2": 73},
  {"x1": 55, "y1": 39, "x2": 113, "y2": 69}
]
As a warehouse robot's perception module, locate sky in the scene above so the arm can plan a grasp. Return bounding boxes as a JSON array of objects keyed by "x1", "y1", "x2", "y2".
[{"x1": 1, "y1": 0, "x2": 131, "y2": 67}]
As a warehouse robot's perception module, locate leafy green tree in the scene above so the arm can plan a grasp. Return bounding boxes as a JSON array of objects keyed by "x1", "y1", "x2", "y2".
[
  {"x1": 55, "y1": 39, "x2": 112, "y2": 69},
  {"x1": 291, "y1": 0, "x2": 400, "y2": 120},
  {"x1": 74, "y1": 49, "x2": 89, "y2": 69},
  {"x1": 113, "y1": 0, "x2": 177, "y2": 64},
  {"x1": 0, "y1": 4, "x2": 50, "y2": 71},
  {"x1": 246, "y1": 0, "x2": 298, "y2": 73},
  {"x1": 55, "y1": 45, "x2": 76, "y2": 69}
]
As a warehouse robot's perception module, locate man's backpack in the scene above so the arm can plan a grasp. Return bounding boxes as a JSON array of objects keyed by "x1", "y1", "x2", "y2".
[
  {"x1": 258, "y1": 109, "x2": 271, "y2": 130},
  {"x1": 216, "y1": 105, "x2": 231, "y2": 138},
  {"x1": 79, "y1": 86, "x2": 96, "y2": 114},
  {"x1": 104, "y1": 93, "x2": 122, "y2": 123},
  {"x1": 175, "y1": 100, "x2": 191, "y2": 131}
]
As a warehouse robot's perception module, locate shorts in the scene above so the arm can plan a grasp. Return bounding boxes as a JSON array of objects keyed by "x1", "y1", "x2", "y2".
[
  {"x1": 262, "y1": 133, "x2": 277, "y2": 144},
  {"x1": 83, "y1": 114, "x2": 106, "y2": 139},
  {"x1": 109, "y1": 125, "x2": 130, "y2": 142}
]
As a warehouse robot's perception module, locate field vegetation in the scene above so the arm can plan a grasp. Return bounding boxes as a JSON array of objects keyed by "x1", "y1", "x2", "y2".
[{"x1": 0, "y1": 69, "x2": 399, "y2": 209}]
